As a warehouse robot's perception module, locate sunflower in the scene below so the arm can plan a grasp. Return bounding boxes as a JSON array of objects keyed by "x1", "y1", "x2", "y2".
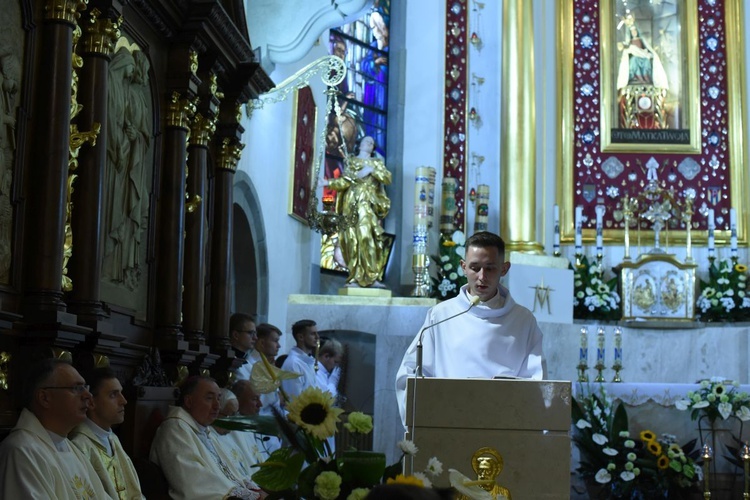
[
  {"x1": 712, "y1": 384, "x2": 726, "y2": 397},
  {"x1": 657, "y1": 455, "x2": 670, "y2": 470},
  {"x1": 648, "y1": 440, "x2": 663, "y2": 456},
  {"x1": 286, "y1": 386, "x2": 343, "y2": 440},
  {"x1": 386, "y1": 474, "x2": 425, "y2": 487},
  {"x1": 735, "y1": 264, "x2": 748, "y2": 273},
  {"x1": 639, "y1": 430, "x2": 656, "y2": 443}
]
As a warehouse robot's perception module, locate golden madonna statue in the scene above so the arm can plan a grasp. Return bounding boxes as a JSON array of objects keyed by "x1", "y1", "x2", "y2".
[{"x1": 325, "y1": 136, "x2": 391, "y2": 287}]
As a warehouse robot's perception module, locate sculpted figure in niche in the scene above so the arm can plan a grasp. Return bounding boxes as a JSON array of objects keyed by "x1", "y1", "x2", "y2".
[
  {"x1": 0, "y1": 50, "x2": 19, "y2": 283},
  {"x1": 323, "y1": 136, "x2": 391, "y2": 288},
  {"x1": 103, "y1": 47, "x2": 151, "y2": 290}
]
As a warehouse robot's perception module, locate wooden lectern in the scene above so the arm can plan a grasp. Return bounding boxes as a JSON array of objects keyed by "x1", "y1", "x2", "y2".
[{"x1": 405, "y1": 377, "x2": 571, "y2": 499}]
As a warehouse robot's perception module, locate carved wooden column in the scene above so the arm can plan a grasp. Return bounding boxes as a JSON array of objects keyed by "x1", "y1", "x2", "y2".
[
  {"x1": 183, "y1": 74, "x2": 220, "y2": 347},
  {"x1": 208, "y1": 130, "x2": 243, "y2": 351},
  {"x1": 67, "y1": 8, "x2": 120, "y2": 324},
  {"x1": 21, "y1": 0, "x2": 88, "y2": 318}
]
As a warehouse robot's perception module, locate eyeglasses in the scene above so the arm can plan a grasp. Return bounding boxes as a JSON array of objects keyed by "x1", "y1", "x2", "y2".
[{"x1": 41, "y1": 384, "x2": 90, "y2": 395}]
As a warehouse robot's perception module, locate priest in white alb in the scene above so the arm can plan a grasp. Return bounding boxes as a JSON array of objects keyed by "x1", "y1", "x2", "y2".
[
  {"x1": 0, "y1": 359, "x2": 112, "y2": 499},
  {"x1": 396, "y1": 231, "x2": 546, "y2": 423}
]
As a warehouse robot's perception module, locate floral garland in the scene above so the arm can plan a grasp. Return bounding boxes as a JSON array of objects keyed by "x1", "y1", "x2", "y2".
[
  {"x1": 696, "y1": 258, "x2": 750, "y2": 322},
  {"x1": 431, "y1": 230, "x2": 467, "y2": 300},
  {"x1": 573, "y1": 255, "x2": 621, "y2": 321}
]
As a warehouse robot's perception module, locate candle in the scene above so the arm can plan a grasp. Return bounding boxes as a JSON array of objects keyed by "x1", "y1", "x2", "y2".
[
  {"x1": 579, "y1": 327, "x2": 588, "y2": 364},
  {"x1": 613, "y1": 327, "x2": 622, "y2": 364},
  {"x1": 708, "y1": 209, "x2": 716, "y2": 258},
  {"x1": 474, "y1": 184, "x2": 490, "y2": 232},
  {"x1": 553, "y1": 204, "x2": 561, "y2": 253},
  {"x1": 596, "y1": 327, "x2": 605, "y2": 364},
  {"x1": 440, "y1": 177, "x2": 458, "y2": 236},
  {"x1": 575, "y1": 205, "x2": 583, "y2": 252},
  {"x1": 595, "y1": 205, "x2": 605, "y2": 252},
  {"x1": 731, "y1": 208, "x2": 738, "y2": 256}
]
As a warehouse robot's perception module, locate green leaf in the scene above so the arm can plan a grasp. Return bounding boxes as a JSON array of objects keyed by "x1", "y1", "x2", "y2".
[
  {"x1": 339, "y1": 451, "x2": 387, "y2": 486},
  {"x1": 610, "y1": 402, "x2": 629, "y2": 440},
  {"x1": 251, "y1": 447, "x2": 306, "y2": 492},
  {"x1": 382, "y1": 457, "x2": 404, "y2": 482},
  {"x1": 296, "y1": 461, "x2": 326, "y2": 499}
]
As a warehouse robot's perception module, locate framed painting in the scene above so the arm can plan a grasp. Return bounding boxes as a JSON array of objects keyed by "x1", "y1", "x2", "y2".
[
  {"x1": 600, "y1": 0, "x2": 700, "y2": 152},
  {"x1": 559, "y1": 0, "x2": 747, "y2": 247},
  {"x1": 288, "y1": 86, "x2": 317, "y2": 223}
]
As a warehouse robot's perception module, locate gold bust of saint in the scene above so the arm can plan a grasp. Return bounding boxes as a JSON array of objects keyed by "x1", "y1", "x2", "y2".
[{"x1": 457, "y1": 447, "x2": 512, "y2": 500}]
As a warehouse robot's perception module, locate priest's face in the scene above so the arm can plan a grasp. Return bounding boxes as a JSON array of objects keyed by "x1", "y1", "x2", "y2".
[
  {"x1": 461, "y1": 245, "x2": 510, "y2": 302},
  {"x1": 185, "y1": 379, "x2": 222, "y2": 426},
  {"x1": 39, "y1": 364, "x2": 92, "y2": 433},
  {"x1": 89, "y1": 377, "x2": 127, "y2": 430},
  {"x1": 236, "y1": 383, "x2": 263, "y2": 416}
]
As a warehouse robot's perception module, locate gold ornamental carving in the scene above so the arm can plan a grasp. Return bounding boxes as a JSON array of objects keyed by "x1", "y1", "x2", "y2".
[
  {"x1": 44, "y1": 0, "x2": 88, "y2": 23},
  {"x1": 0, "y1": 351, "x2": 10, "y2": 391},
  {"x1": 216, "y1": 137, "x2": 244, "y2": 172},
  {"x1": 167, "y1": 92, "x2": 197, "y2": 130},
  {"x1": 189, "y1": 50, "x2": 199, "y2": 76},
  {"x1": 189, "y1": 113, "x2": 216, "y2": 147},
  {"x1": 456, "y1": 447, "x2": 512, "y2": 500},
  {"x1": 82, "y1": 9, "x2": 121, "y2": 56}
]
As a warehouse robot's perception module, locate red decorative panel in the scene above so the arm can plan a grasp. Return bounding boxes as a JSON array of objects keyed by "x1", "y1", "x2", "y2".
[
  {"x1": 443, "y1": 0, "x2": 469, "y2": 231},
  {"x1": 290, "y1": 86, "x2": 315, "y2": 222}
]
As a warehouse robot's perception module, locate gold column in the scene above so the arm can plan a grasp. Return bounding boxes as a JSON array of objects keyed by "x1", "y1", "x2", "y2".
[{"x1": 501, "y1": 0, "x2": 543, "y2": 253}]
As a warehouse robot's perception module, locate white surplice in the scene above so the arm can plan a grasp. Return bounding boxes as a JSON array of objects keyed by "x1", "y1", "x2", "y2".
[
  {"x1": 395, "y1": 284, "x2": 546, "y2": 423},
  {"x1": 0, "y1": 408, "x2": 113, "y2": 499}
]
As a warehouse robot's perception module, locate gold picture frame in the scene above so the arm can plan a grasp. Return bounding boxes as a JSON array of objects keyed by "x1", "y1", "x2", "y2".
[
  {"x1": 600, "y1": 0, "x2": 700, "y2": 153},
  {"x1": 558, "y1": 0, "x2": 748, "y2": 247}
]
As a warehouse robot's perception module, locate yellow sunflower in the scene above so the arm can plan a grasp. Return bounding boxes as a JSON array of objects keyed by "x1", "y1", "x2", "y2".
[
  {"x1": 657, "y1": 455, "x2": 670, "y2": 470},
  {"x1": 639, "y1": 430, "x2": 656, "y2": 443},
  {"x1": 647, "y1": 440, "x2": 663, "y2": 456},
  {"x1": 286, "y1": 386, "x2": 344, "y2": 440},
  {"x1": 386, "y1": 474, "x2": 424, "y2": 487},
  {"x1": 735, "y1": 264, "x2": 748, "y2": 273}
]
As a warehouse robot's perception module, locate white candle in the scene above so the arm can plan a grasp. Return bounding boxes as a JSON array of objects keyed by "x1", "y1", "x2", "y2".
[
  {"x1": 731, "y1": 208, "x2": 738, "y2": 255},
  {"x1": 579, "y1": 327, "x2": 588, "y2": 364},
  {"x1": 614, "y1": 327, "x2": 622, "y2": 364},
  {"x1": 553, "y1": 204, "x2": 560, "y2": 252},
  {"x1": 595, "y1": 205, "x2": 605, "y2": 251},
  {"x1": 575, "y1": 205, "x2": 583, "y2": 251},
  {"x1": 708, "y1": 209, "x2": 715, "y2": 257},
  {"x1": 596, "y1": 327, "x2": 605, "y2": 364}
]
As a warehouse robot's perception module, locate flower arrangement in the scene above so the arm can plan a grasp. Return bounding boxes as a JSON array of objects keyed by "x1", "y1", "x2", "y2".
[
  {"x1": 696, "y1": 258, "x2": 750, "y2": 322},
  {"x1": 675, "y1": 377, "x2": 750, "y2": 424},
  {"x1": 572, "y1": 255, "x2": 621, "y2": 321},
  {"x1": 572, "y1": 384, "x2": 701, "y2": 498},
  {"x1": 431, "y1": 230, "x2": 467, "y2": 300},
  {"x1": 248, "y1": 386, "x2": 448, "y2": 499}
]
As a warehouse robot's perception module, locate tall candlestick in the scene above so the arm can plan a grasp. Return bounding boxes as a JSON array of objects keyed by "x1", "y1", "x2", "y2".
[
  {"x1": 577, "y1": 326, "x2": 589, "y2": 382},
  {"x1": 612, "y1": 327, "x2": 623, "y2": 382},
  {"x1": 575, "y1": 205, "x2": 583, "y2": 253},
  {"x1": 731, "y1": 208, "x2": 738, "y2": 258},
  {"x1": 708, "y1": 209, "x2": 716, "y2": 259},
  {"x1": 595, "y1": 205, "x2": 605, "y2": 255},
  {"x1": 594, "y1": 326, "x2": 606, "y2": 382},
  {"x1": 741, "y1": 442, "x2": 750, "y2": 499},
  {"x1": 553, "y1": 204, "x2": 561, "y2": 255}
]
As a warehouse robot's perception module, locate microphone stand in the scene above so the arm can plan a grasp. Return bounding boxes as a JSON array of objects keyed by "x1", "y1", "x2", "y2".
[{"x1": 409, "y1": 295, "x2": 481, "y2": 472}]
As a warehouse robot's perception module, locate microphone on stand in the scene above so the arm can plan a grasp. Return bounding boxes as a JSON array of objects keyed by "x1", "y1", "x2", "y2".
[
  {"x1": 407, "y1": 294, "x2": 481, "y2": 473},
  {"x1": 415, "y1": 294, "x2": 481, "y2": 377}
]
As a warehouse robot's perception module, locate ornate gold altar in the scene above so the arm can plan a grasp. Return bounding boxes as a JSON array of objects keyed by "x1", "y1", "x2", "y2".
[{"x1": 615, "y1": 172, "x2": 697, "y2": 322}]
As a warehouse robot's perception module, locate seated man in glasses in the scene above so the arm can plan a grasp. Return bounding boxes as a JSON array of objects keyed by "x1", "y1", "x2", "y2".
[
  {"x1": 0, "y1": 358, "x2": 111, "y2": 499},
  {"x1": 150, "y1": 375, "x2": 264, "y2": 500},
  {"x1": 70, "y1": 367, "x2": 144, "y2": 499},
  {"x1": 230, "y1": 313, "x2": 259, "y2": 381}
]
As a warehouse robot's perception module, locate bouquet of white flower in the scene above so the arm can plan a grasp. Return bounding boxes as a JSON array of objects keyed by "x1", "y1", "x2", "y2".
[{"x1": 675, "y1": 377, "x2": 750, "y2": 424}]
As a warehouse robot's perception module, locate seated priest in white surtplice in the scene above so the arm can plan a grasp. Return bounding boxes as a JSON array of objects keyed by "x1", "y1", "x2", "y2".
[
  {"x1": 70, "y1": 367, "x2": 145, "y2": 499},
  {"x1": 0, "y1": 359, "x2": 113, "y2": 499},
  {"x1": 149, "y1": 376, "x2": 264, "y2": 500},
  {"x1": 214, "y1": 387, "x2": 267, "y2": 476}
]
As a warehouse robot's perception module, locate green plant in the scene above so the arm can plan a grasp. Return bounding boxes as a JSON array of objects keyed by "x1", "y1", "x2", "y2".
[
  {"x1": 572, "y1": 384, "x2": 701, "y2": 498},
  {"x1": 572, "y1": 255, "x2": 621, "y2": 321},
  {"x1": 431, "y1": 230, "x2": 467, "y2": 300},
  {"x1": 696, "y1": 259, "x2": 750, "y2": 322}
]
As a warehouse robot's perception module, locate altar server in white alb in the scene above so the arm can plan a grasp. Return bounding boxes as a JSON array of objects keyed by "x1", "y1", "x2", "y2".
[
  {"x1": 396, "y1": 231, "x2": 546, "y2": 422},
  {"x1": 0, "y1": 358, "x2": 113, "y2": 499}
]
